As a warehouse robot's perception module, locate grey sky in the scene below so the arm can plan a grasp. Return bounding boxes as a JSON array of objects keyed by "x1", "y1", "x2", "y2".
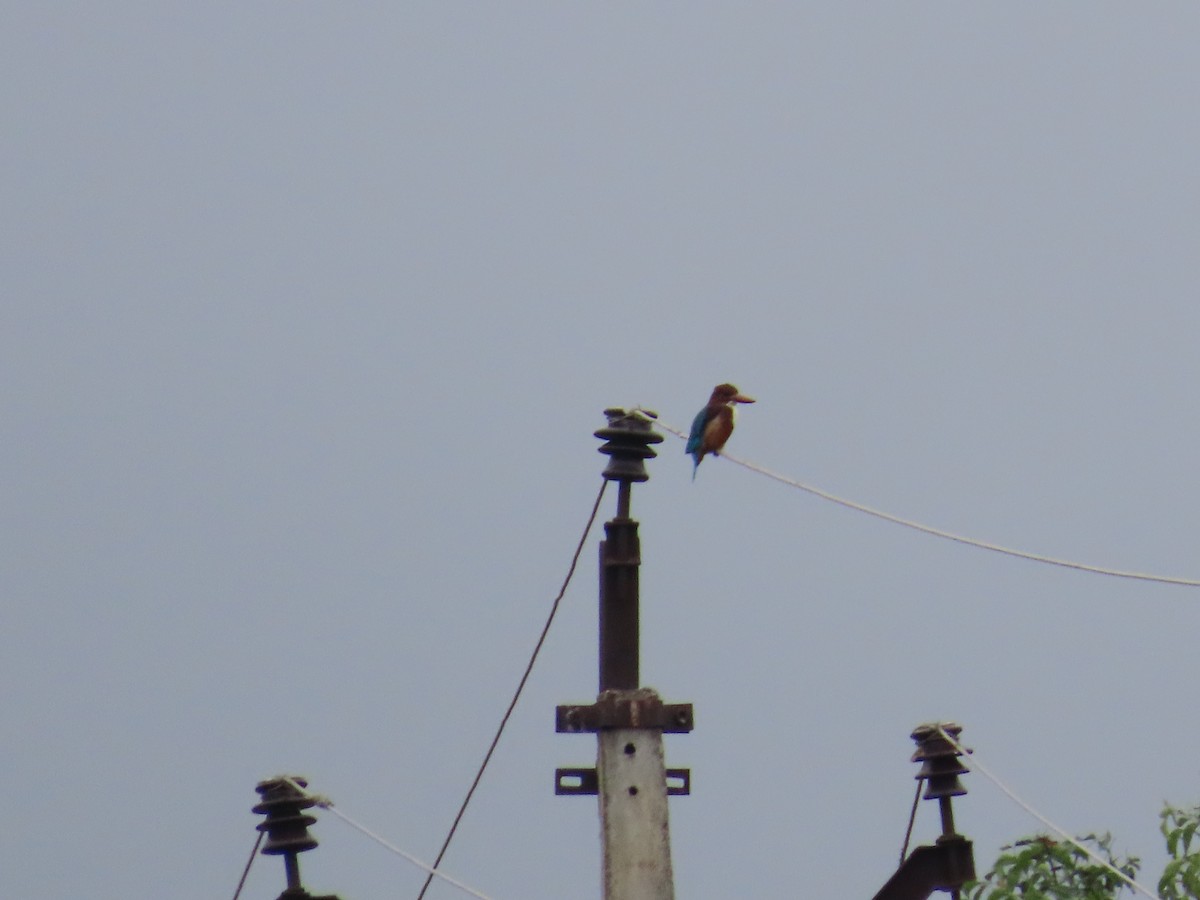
[{"x1": 5, "y1": 4, "x2": 1200, "y2": 898}]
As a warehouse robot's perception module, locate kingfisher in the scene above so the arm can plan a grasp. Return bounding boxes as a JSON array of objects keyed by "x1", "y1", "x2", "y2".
[{"x1": 686, "y1": 383, "x2": 755, "y2": 479}]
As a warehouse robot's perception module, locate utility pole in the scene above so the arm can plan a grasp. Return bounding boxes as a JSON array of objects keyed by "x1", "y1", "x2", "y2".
[
  {"x1": 872, "y1": 723, "x2": 975, "y2": 900},
  {"x1": 556, "y1": 408, "x2": 693, "y2": 900}
]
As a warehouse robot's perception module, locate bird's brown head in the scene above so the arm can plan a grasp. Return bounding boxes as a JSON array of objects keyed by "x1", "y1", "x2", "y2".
[{"x1": 711, "y1": 383, "x2": 755, "y2": 405}]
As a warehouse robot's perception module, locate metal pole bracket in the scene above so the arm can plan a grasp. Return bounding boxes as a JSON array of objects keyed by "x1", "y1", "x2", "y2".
[
  {"x1": 555, "y1": 767, "x2": 692, "y2": 796},
  {"x1": 557, "y1": 694, "x2": 694, "y2": 734}
]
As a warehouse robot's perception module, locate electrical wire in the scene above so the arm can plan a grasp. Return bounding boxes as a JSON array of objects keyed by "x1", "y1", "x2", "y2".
[
  {"x1": 637, "y1": 410, "x2": 1200, "y2": 587},
  {"x1": 898, "y1": 779, "x2": 922, "y2": 866},
  {"x1": 415, "y1": 479, "x2": 610, "y2": 900},
  {"x1": 643, "y1": 405, "x2": 1177, "y2": 891},
  {"x1": 278, "y1": 777, "x2": 495, "y2": 900},
  {"x1": 325, "y1": 805, "x2": 495, "y2": 900},
  {"x1": 934, "y1": 726, "x2": 1162, "y2": 900},
  {"x1": 230, "y1": 830, "x2": 263, "y2": 900}
]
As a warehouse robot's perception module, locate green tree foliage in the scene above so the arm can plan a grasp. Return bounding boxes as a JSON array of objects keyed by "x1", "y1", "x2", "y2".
[
  {"x1": 1159, "y1": 805, "x2": 1200, "y2": 900},
  {"x1": 965, "y1": 833, "x2": 1139, "y2": 900},
  {"x1": 964, "y1": 804, "x2": 1200, "y2": 900}
]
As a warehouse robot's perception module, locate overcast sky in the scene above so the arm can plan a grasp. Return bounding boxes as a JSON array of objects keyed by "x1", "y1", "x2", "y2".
[{"x1": 5, "y1": 4, "x2": 1200, "y2": 898}]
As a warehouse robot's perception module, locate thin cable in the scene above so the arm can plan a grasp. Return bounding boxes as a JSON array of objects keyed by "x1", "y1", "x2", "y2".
[
  {"x1": 416, "y1": 479, "x2": 610, "y2": 900},
  {"x1": 638, "y1": 411, "x2": 1200, "y2": 587},
  {"x1": 277, "y1": 777, "x2": 494, "y2": 900},
  {"x1": 934, "y1": 726, "x2": 1161, "y2": 900},
  {"x1": 230, "y1": 830, "x2": 263, "y2": 900},
  {"x1": 325, "y1": 804, "x2": 495, "y2": 900},
  {"x1": 899, "y1": 779, "x2": 922, "y2": 866}
]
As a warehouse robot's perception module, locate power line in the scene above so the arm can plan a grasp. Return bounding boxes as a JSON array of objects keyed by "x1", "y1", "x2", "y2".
[
  {"x1": 898, "y1": 779, "x2": 922, "y2": 867},
  {"x1": 230, "y1": 831, "x2": 263, "y2": 900},
  {"x1": 416, "y1": 479, "x2": 610, "y2": 900},
  {"x1": 934, "y1": 726, "x2": 1162, "y2": 900},
  {"x1": 326, "y1": 805, "x2": 495, "y2": 900},
  {"x1": 277, "y1": 777, "x2": 495, "y2": 900},
  {"x1": 639, "y1": 410, "x2": 1200, "y2": 587}
]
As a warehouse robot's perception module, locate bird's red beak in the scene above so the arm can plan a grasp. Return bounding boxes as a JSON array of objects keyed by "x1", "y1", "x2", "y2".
[{"x1": 733, "y1": 394, "x2": 755, "y2": 403}]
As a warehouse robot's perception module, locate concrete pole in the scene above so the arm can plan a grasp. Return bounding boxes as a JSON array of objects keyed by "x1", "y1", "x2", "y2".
[{"x1": 597, "y1": 693, "x2": 676, "y2": 900}]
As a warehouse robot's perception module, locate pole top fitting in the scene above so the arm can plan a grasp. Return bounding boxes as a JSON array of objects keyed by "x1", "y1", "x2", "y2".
[
  {"x1": 911, "y1": 722, "x2": 969, "y2": 800},
  {"x1": 253, "y1": 775, "x2": 320, "y2": 856},
  {"x1": 595, "y1": 408, "x2": 663, "y2": 483}
]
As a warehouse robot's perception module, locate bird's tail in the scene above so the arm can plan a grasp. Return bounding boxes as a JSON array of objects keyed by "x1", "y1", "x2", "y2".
[{"x1": 691, "y1": 456, "x2": 700, "y2": 481}]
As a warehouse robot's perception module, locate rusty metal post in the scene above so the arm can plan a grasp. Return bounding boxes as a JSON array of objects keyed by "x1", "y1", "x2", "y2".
[
  {"x1": 598, "y1": 510, "x2": 641, "y2": 692},
  {"x1": 595, "y1": 408, "x2": 659, "y2": 692}
]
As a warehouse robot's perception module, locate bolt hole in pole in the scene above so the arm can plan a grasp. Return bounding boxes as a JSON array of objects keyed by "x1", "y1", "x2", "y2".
[
  {"x1": 624, "y1": 742, "x2": 636, "y2": 755},
  {"x1": 628, "y1": 786, "x2": 639, "y2": 796}
]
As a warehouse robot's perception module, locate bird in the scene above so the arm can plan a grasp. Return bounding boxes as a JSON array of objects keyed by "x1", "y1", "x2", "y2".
[{"x1": 686, "y1": 383, "x2": 755, "y2": 479}]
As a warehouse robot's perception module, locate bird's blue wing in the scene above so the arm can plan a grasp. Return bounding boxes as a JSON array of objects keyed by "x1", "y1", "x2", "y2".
[{"x1": 686, "y1": 407, "x2": 713, "y2": 456}]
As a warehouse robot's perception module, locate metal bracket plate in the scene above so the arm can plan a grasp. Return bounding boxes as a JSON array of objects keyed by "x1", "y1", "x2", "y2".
[
  {"x1": 556, "y1": 696, "x2": 694, "y2": 734},
  {"x1": 554, "y1": 767, "x2": 691, "y2": 796},
  {"x1": 555, "y1": 767, "x2": 599, "y2": 795},
  {"x1": 665, "y1": 768, "x2": 691, "y2": 796}
]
